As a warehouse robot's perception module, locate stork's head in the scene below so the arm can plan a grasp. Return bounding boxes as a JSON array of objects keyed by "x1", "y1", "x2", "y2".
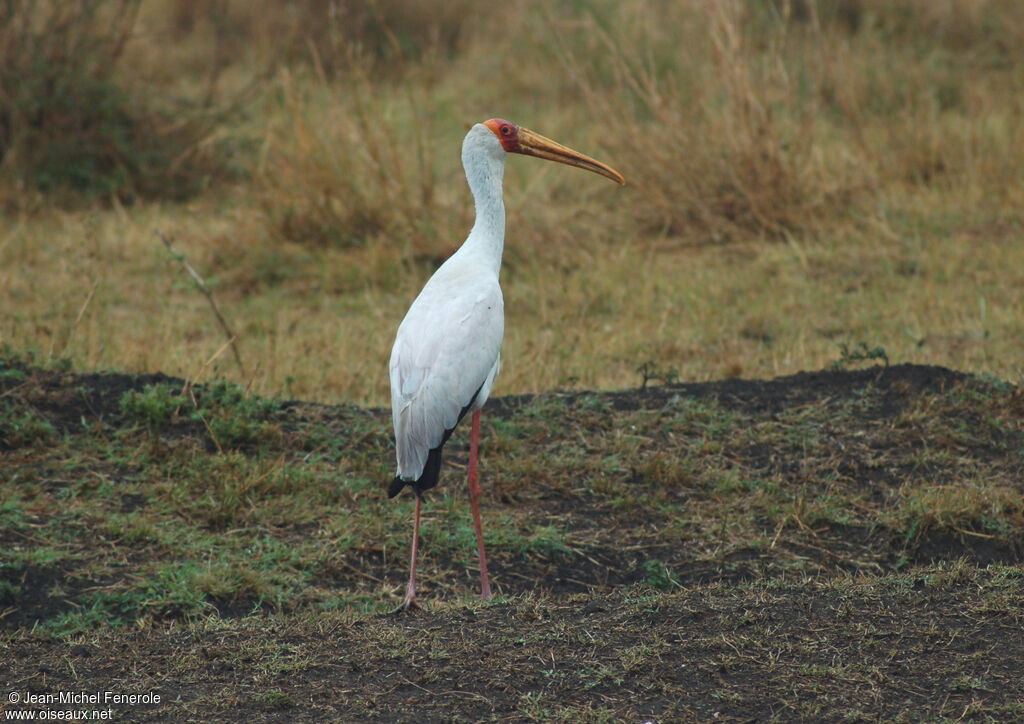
[
  {"x1": 472, "y1": 118, "x2": 625, "y2": 186},
  {"x1": 483, "y1": 118, "x2": 522, "y2": 152}
]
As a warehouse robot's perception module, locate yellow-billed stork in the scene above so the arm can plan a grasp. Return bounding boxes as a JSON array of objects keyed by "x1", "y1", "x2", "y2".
[{"x1": 388, "y1": 118, "x2": 624, "y2": 611}]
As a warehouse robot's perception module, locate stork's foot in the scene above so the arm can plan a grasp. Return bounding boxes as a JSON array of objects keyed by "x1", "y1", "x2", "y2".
[{"x1": 386, "y1": 594, "x2": 420, "y2": 616}]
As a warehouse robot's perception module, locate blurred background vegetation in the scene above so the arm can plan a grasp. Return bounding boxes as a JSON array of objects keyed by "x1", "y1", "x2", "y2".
[{"x1": 1, "y1": 0, "x2": 1022, "y2": 404}]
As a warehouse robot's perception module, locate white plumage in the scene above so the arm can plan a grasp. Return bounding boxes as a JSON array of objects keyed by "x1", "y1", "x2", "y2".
[
  {"x1": 389, "y1": 125, "x2": 508, "y2": 486},
  {"x1": 386, "y1": 118, "x2": 623, "y2": 612},
  {"x1": 390, "y1": 272, "x2": 502, "y2": 478}
]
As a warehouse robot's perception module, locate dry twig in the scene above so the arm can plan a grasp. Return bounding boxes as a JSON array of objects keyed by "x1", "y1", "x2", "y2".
[{"x1": 156, "y1": 229, "x2": 244, "y2": 374}]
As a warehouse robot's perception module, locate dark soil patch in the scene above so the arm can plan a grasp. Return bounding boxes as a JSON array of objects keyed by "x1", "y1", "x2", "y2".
[
  {"x1": 3, "y1": 570, "x2": 1023, "y2": 722},
  {"x1": 0, "y1": 562, "x2": 90, "y2": 631},
  {"x1": 486, "y1": 362, "x2": 968, "y2": 417},
  {"x1": 1, "y1": 359, "x2": 1023, "y2": 721}
]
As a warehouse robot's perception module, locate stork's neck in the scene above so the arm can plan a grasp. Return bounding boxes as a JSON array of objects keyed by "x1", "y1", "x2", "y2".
[{"x1": 460, "y1": 150, "x2": 506, "y2": 275}]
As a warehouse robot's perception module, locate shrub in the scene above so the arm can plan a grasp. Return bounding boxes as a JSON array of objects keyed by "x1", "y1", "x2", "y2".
[{"x1": 0, "y1": 0, "x2": 234, "y2": 205}]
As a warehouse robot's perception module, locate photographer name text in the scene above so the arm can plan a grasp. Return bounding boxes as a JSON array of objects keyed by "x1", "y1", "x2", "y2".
[{"x1": 10, "y1": 692, "x2": 160, "y2": 706}]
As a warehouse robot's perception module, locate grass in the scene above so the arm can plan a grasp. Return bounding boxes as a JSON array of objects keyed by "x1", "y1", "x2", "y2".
[
  {"x1": 6, "y1": 554, "x2": 1024, "y2": 720},
  {"x1": 1, "y1": 1, "x2": 1024, "y2": 719},
  {"x1": 3, "y1": 357, "x2": 1021, "y2": 632},
  {"x1": 1, "y1": 0, "x2": 1022, "y2": 404}
]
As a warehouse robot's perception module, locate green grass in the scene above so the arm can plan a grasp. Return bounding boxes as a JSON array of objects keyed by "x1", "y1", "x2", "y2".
[{"x1": 3, "y1": 357, "x2": 1020, "y2": 638}]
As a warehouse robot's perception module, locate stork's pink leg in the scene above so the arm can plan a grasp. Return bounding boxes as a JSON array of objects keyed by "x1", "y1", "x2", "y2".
[
  {"x1": 467, "y1": 410, "x2": 492, "y2": 598},
  {"x1": 391, "y1": 496, "x2": 421, "y2": 614}
]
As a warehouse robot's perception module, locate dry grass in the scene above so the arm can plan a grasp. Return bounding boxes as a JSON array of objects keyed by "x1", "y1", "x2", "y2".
[
  {"x1": 256, "y1": 66, "x2": 464, "y2": 256},
  {"x1": 1, "y1": 0, "x2": 1023, "y2": 404}
]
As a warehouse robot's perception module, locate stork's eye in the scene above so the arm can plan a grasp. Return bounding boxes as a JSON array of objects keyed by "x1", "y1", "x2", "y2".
[{"x1": 501, "y1": 125, "x2": 512, "y2": 135}]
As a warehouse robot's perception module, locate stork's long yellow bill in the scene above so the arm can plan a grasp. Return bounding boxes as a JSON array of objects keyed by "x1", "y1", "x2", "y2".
[
  {"x1": 482, "y1": 118, "x2": 625, "y2": 186},
  {"x1": 516, "y1": 128, "x2": 625, "y2": 185}
]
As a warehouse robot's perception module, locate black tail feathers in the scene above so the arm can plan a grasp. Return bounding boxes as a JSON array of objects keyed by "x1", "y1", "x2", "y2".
[
  {"x1": 388, "y1": 475, "x2": 412, "y2": 499},
  {"x1": 388, "y1": 445, "x2": 444, "y2": 501},
  {"x1": 389, "y1": 389, "x2": 481, "y2": 501}
]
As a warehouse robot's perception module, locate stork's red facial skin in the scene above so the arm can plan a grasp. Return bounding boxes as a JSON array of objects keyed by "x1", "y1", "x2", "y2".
[{"x1": 483, "y1": 118, "x2": 521, "y2": 152}]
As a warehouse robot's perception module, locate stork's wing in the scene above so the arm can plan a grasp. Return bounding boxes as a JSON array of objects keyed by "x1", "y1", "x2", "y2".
[{"x1": 390, "y1": 270, "x2": 504, "y2": 480}]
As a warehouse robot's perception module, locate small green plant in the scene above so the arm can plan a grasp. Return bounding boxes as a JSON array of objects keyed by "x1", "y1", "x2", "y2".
[
  {"x1": 830, "y1": 342, "x2": 890, "y2": 371},
  {"x1": 0, "y1": 577, "x2": 20, "y2": 604},
  {"x1": 119, "y1": 383, "x2": 182, "y2": 434},
  {"x1": 119, "y1": 380, "x2": 278, "y2": 447},
  {"x1": 0, "y1": 406, "x2": 56, "y2": 447},
  {"x1": 642, "y1": 558, "x2": 679, "y2": 590},
  {"x1": 636, "y1": 361, "x2": 680, "y2": 388},
  {"x1": 949, "y1": 676, "x2": 992, "y2": 693},
  {"x1": 260, "y1": 691, "x2": 295, "y2": 711},
  {"x1": 193, "y1": 380, "x2": 279, "y2": 448},
  {"x1": 46, "y1": 599, "x2": 127, "y2": 635},
  {"x1": 0, "y1": 365, "x2": 25, "y2": 384}
]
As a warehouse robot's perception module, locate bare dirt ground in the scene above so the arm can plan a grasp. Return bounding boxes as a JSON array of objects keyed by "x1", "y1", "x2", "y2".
[{"x1": 2, "y1": 360, "x2": 1023, "y2": 721}]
